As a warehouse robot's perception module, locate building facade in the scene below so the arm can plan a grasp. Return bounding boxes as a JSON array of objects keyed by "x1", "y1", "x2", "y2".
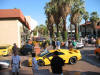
[
  {"x1": 80, "y1": 21, "x2": 100, "y2": 38},
  {"x1": 0, "y1": 9, "x2": 30, "y2": 48}
]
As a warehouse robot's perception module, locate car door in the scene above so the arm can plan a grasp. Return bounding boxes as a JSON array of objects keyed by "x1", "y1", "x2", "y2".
[
  {"x1": 57, "y1": 52, "x2": 69, "y2": 63},
  {"x1": 43, "y1": 53, "x2": 53, "y2": 65}
]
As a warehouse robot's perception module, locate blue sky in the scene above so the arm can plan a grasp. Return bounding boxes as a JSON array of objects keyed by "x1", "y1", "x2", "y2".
[{"x1": 0, "y1": 0, "x2": 100, "y2": 26}]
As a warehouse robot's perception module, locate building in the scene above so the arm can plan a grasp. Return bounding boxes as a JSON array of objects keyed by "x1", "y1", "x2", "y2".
[
  {"x1": 80, "y1": 21, "x2": 100, "y2": 37},
  {"x1": 0, "y1": 9, "x2": 30, "y2": 48},
  {"x1": 25, "y1": 16, "x2": 38, "y2": 38}
]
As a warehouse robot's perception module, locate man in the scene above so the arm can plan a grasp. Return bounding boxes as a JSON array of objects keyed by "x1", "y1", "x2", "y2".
[
  {"x1": 52, "y1": 39, "x2": 56, "y2": 49},
  {"x1": 12, "y1": 43, "x2": 18, "y2": 54},
  {"x1": 96, "y1": 38, "x2": 100, "y2": 48},
  {"x1": 42, "y1": 40, "x2": 47, "y2": 49},
  {"x1": 72, "y1": 40, "x2": 77, "y2": 49},
  {"x1": 32, "y1": 52, "x2": 39, "y2": 75},
  {"x1": 51, "y1": 51, "x2": 64, "y2": 75},
  {"x1": 56, "y1": 40, "x2": 61, "y2": 49},
  {"x1": 11, "y1": 50, "x2": 21, "y2": 75}
]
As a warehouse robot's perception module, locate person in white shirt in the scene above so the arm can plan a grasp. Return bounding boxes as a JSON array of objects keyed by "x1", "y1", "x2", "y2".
[
  {"x1": 65, "y1": 40, "x2": 68, "y2": 49},
  {"x1": 32, "y1": 52, "x2": 39, "y2": 75},
  {"x1": 11, "y1": 51, "x2": 21, "y2": 75}
]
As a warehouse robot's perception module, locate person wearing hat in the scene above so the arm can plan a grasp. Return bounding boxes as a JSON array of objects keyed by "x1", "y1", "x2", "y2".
[{"x1": 51, "y1": 51, "x2": 64, "y2": 75}]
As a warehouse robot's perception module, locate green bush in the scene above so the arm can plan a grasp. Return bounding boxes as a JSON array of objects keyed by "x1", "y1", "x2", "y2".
[
  {"x1": 76, "y1": 33, "x2": 79, "y2": 40},
  {"x1": 64, "y1": 31, "x2": 67, "y2": 41}
]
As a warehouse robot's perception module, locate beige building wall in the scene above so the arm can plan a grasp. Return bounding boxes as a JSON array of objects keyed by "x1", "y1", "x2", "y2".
[
  {"x1": 17, "y1": 20, "x2": 24, "y2": 47},
  {"x1": 0, "y1": 19, "x2": 22, "y2": 48}
]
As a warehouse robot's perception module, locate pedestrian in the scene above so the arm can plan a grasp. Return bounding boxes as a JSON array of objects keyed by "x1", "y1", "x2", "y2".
[
  {"x1": 52, "y1": 39, "x2": 56, "y2": 49},
  {"x1": 56, "y1": 40, "x2": 61, "y2": 49},
  {"x1": 43, "y1": 45, "x2": 48, "y2": 52},
  {"x1": 96, "y1": 38, "x2": 100, "y2": 48},
  {"x1": 69, "y1": 45, "x2": 74, "y2": 51},
  {"x1": 65, "y1": 40, "x2": 68, "y2": 49},
  {"x1": 32, "y1": 52, "x2": 39, "y2": 75},
  {"x1": 85, "y1": 36, "x2": 88, "y2": 45},
  {"x1": 68, "y1": 39, "x2": 72, "y2": 49},
  {"x1": 12, "y1": 43, "x2": 18, "y2": 54},
  {"x1": 42, "y1": 40, "x2": 47, "y2": 49},
  {"x1": 51, "y1": 51, "x2": 64, "y2": 75},
  {"x1": 72, "y1": 40, "x2": 77, "y2": 49},
  {"x1": 11, "y1": 50, "x2": 21, "y2": 75}
]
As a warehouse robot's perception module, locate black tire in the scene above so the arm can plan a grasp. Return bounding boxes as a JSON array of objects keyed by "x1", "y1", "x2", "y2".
[
  {"x1": 37, "y1": 59, "x2": 45, "y2": 66},
  {"x1": 96, "y1": 53, "x2": 100, "y2": 59},
  {"x1": 69, "y1": 57, "x2": 77, "y2": 64}
]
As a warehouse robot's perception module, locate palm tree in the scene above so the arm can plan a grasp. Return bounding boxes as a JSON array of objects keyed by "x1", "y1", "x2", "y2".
[
  {"x1": 83, "y1": 11, "x2": 89, "y2": 36},
  {"x1": 70, "y1": 0, "x2": 85, "y2": 40},
  {"x1": 90, "y1": 12, "x2": 99, "y2": 36},
  {"x1": 45, "y1": 2, "x2": 55, "y2": 39},
  {"x1": 50, "y1": 0, "x2": 75, "y2": 41},
  {"x1": 45, "y1": 0, "x2": 84, "y2": 41}
]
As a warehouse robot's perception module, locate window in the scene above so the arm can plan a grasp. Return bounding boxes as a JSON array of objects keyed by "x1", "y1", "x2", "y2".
[
  {"x1": 45, "y1": 53, "x2": 53, "y2": 58},
  {"x1": 57, "y1": 52, "x2": 64, "y2": 55}
]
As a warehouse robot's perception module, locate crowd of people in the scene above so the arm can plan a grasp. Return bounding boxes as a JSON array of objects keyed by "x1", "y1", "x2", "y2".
[
  {"x1": 10, "y1": 36, "x2": 100, "y2": 75},
  {"x1": 11, "y1": 42, "x2": 65, "y2": 75}
]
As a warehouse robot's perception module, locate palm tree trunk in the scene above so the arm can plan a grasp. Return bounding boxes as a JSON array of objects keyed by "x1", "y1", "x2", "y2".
[
  {"x1": 62, "y1": 18, "x2": 67, "y2": 41},
  {"x1": 85, "y1": 20, "x2": 86, "y2": 37},
  {"x1": 75, "y1": 23, "x2": 79, "y2": 40},
  {"x1": 50, "y1": 24, "x2": 54, "y2": 38},
  {"x1": 56, "y1": 22, "x2": 60, "y2": 38}
]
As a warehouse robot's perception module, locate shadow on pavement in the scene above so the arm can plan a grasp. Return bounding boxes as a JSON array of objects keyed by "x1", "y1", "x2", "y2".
[
  {"x1": 63, "y1": 71, "x2": 100, "y2": 75},
  {"x1": 0, "y1": 69, "x2": 100, "y2": 75},
  {"x1": 81, "y1": 50, "x2": 100, "y2": 67},
  {"x1": 21, "y1": 60, "x2": 28, "y2": 67}
]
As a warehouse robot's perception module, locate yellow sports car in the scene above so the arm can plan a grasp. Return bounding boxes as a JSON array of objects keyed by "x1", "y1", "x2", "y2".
[
  {"x1": 28, "y1": 49, "x2": 82, "y2": 66},
  {"x1": 0, "y1": 44, "x2": 12, "y2": 56}
]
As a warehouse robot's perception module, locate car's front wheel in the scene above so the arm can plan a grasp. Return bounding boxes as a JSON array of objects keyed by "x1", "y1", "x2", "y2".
[
  {"x1": 69, "y1": 57, "x2": 77, "y2": 64},
  {"x1": 37, "y1": 59, "x2": 45, "y2": 66}
]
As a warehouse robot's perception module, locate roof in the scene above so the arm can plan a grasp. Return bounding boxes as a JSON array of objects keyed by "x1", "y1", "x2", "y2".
[
  {"x1": 0, "y1": 9, "x2": 30, "y2": 29},
  {"x1": 96, "y1": 26, "x2": 100, "y2": 29},
  {"x1": 80, "y1": 21, "x2": 91, "y2": 26},
  {"x1": 80, "y1": 21, "x2": 100, "y2": 29}
]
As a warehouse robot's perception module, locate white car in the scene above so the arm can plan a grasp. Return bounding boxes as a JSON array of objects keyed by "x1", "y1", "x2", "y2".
[
  {"x1": 76, "y1": 41, "x2": 84, "y2": 48},
  {"x1": 0, "y1": 60, "x2": 10, "y2": 69}
]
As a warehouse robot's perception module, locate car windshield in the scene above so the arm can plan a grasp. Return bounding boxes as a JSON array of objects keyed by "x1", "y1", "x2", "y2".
[
  {"x1": 39, "y1": 50, "x2": 49, "y2": 57},
  {"x1": 0, "y1": 46, "x2": 7, "y2": 49}
]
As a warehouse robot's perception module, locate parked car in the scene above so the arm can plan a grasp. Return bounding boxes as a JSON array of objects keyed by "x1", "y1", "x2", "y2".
[
  {"x1": 0, "y1": 44, "x2": 12, "y2": 56},
  {"x1": 0, "y1": 60, "x2": 10, "y2": 70},
  {"x1": 20, "y1": 44, "x2": 33, "y2": 55},
  {"x1": 28, "y1": 49, "x2": 82, "y2": 66},
  {"x1": 94, "y1": 47, "x2": 100, "y2": 59},
  {"x1": 76, "y1": 41, "x2": 84, "y2": 49}
]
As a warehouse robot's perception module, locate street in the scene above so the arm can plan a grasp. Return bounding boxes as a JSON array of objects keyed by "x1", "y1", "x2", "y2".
[{"x1": 0, "y1": 46, "x2": 100, "y2": 75}]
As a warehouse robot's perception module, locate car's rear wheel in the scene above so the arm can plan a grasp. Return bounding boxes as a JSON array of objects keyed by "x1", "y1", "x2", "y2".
[
  {"x1": 69, "y1": 57, "x2": 77, "y2": 64},
  {"x1": 37, "y1": 59, "x2": 45, "y2": 66}
]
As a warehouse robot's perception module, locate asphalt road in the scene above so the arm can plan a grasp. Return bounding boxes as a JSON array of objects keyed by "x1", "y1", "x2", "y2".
[{"x1": 0, "y1": 46, "x2": 100, "y2": 75}]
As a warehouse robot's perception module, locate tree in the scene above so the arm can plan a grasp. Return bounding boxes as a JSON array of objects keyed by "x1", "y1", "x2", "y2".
[
  {"x1": 45, "y1": 2, "x2": 55, "y2": 39},
  {"x1": 70, "y1": 0, "x2": 85, "y2": 40},
  {"x1": 83, "y1": 11, "x2": 89, "y2": 36},
  {"x1": 33, "y1": 25, "x2": 48, "y2": 37},
  {"x1": 33, "y1": 26, "x2": 38, "y2": 36},
  {"x1": 90, "y1": 12, "x2": 99, "y2": 36},
  {"x1": 45, "y1": 0, "x2": 75, "y2": 41}
]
